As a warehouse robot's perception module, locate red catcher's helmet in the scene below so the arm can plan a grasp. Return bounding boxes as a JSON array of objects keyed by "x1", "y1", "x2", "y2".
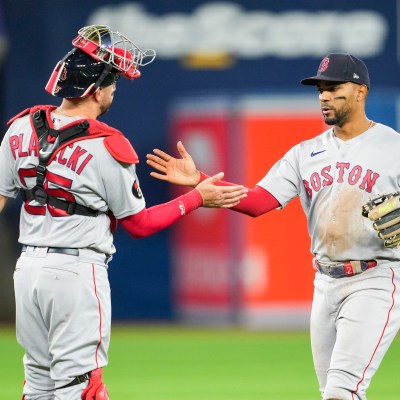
[{"x1": 45, "y1": 25, "x2": 156, "y2": 98}]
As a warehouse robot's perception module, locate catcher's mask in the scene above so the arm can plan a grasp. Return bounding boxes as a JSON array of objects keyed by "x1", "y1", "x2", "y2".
[{"x1": 45, "y1": 25, "x2": 156, "y2": 98}]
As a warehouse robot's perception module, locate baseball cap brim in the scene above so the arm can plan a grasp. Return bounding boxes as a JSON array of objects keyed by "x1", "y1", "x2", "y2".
[{"x1": 300, "y1": 75, "x2": 350, "y2": 86}]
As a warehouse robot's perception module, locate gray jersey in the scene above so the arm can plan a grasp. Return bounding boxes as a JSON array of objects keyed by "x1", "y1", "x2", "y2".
[
  {"x1": 258, "y1": 123, "x2": 400, "y2": 262},
  {"x1": 0, "y1": 112, "x2": 145, "y2": 255}
]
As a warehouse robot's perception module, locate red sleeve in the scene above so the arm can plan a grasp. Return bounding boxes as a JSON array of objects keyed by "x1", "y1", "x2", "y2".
[
  {"x1": 198, "y1": 171, "x2": 280, "y2": 217},
  {"x1": 119, "y1": 190, "x2": 202, "y2": 238},
  {"x1": 233, "y1": 185, "x2": 280, "y2": 217}
]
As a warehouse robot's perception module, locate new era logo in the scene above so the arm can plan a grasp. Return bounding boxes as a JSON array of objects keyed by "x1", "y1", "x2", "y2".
[{"x1": 353, "y1": 73, "x2": 359, "y2": 79}]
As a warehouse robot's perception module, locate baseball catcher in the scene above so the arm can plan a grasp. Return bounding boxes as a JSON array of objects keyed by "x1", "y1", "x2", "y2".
[
  {"x1": 362, "y1": 192, "x2": 400, "y2": 248},
  {"x1": 0, "y1": 24, "x2": 247, "y2": 400}
]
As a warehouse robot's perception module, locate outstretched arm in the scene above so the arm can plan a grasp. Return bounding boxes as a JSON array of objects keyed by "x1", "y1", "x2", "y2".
[
  {"x1": 119, "y1": 172, "x2": 248, "y2": 238},
  {"x1": 146, "y1": 142, "x2": 281, "y2": 216},
  {"x1": 228, "y1": 185, "x2": 280, "y2": 217}
]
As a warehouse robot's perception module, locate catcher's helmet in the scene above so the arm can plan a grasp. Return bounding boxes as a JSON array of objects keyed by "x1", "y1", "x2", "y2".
[{"x1": 45, "y1": 25, "x2": 156, "y2": 98}]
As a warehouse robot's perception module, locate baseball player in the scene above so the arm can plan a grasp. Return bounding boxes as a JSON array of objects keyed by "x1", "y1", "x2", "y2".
[
  {"x1": 0, "y1": 25, "x2": 247, "y2": 400},
  {"x1": 146, "y1": 53, "x2": 400, "y2": 399}
]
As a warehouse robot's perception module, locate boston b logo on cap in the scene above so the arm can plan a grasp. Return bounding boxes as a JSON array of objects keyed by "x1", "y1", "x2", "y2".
[
  {"x1": 319, "y1": 57, "x2": 329, "y2": 73},
  {"x1": 301, "y1": 53, "x2": 370, "y2": 88}
]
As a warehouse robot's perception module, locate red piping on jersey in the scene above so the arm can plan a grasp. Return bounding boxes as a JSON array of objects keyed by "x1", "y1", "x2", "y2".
[
  {"x1": 352, "y1": 267, "x2": 396, "y2": 398},
  {"x1": 92, "y1": 264, "x2": 103, "y2": 369}
]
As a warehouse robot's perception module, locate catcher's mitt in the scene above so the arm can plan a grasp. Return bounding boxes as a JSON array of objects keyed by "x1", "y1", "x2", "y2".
[{"x1": 362, "y1": 192, "x2": 400, "y2": 248}]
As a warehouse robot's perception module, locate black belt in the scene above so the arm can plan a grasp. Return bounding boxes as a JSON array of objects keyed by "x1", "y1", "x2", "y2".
[
  {"x1": 22, "y1": 245, "x2": 79, "y2": 256},
  {"x1": 58, "y1": 372, "x2": 91, "y2": 390},
  {"x1": 314, "y1": 259, "x2": 377, "y2": 278},
  {"x1": 21, "y1": 245, "x2": 112, "y2": 264}
]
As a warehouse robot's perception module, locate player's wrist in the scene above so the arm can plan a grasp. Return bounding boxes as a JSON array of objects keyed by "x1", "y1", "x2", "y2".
[{"x1": 193, "y1": 171, "x2": 208, "y2": 187}]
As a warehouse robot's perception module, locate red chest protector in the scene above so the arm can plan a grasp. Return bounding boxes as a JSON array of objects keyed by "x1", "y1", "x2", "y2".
[{"x1": 9, "y1": 105, "x2": 139, "y2": 217}]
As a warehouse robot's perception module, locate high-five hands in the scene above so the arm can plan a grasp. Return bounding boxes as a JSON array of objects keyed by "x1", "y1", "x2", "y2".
[
  {"x1": 146, "y1": 141, "x2": 200, "y2": 187},
  {"x1": 146, "y1": 141, "x2": 248, "y2": 208},
  {"x1": 196, "y1": 172, "x2": 247, "y2": 208}
]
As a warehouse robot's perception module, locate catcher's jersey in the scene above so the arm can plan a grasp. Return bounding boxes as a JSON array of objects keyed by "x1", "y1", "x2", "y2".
[
  {"x1": 0, "y1": 112, "x2": 146, "y2": 255},
  {"x1": 258, "y1": 123, "x2": 400, "y2": 263}
]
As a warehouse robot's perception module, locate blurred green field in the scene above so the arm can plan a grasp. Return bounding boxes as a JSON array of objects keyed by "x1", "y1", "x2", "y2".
[{"x1": 1, "y1": 324, "x2": 399, "y2": 399}]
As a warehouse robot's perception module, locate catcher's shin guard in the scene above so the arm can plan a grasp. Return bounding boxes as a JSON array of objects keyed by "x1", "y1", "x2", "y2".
[{"x1": 81, "y1": 368, "x2": 109, "y2": 400}]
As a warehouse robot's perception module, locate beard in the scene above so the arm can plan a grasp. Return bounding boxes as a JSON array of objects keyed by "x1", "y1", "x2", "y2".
[{"x1": 323, "y1": 106, "x2": 351, "y2": 127}]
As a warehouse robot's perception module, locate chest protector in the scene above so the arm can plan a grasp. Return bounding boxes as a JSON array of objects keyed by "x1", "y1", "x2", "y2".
[{"x1": 9, "y1": 105, "x2": 139, "y2": 217}]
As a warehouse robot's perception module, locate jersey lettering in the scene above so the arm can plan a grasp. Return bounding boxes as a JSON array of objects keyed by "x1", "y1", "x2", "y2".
[
  {"x1": 18, "y1": 168, "x2": 44, "y2": 214},
  {"x1": 336, "y1": 162, "x2": 350, "y2": 183},
  {"x1": 9, "y1": 133, "x2": 38, "y2": 160},
  {"x1": 310, "y1": 172, "x2": 321, "y2": 192},
  {"x1": 28, "y1": 134, "x2": 37, "y2": 157},
  {"x1": 303, "y1": 180, "x2": 313, "y2": 198},
  {"x1": 18, "y1": 167, "x2": 76, "y2": 217},
  {"x1": 321, "y1": 166, "x2": 333, "y2": 187},
  {"x1": 45, "y1": 171, "x2": 74, "y2": 217},
  {"x1": 76, "y1": 154, "x2": 93, "y2": 175},
  {"x1": 359, "y1": 169, "x2": 380, "y2": 192},
  {"x1": 348, "y1": 165, "x2": 362, "y2": 185},
  {"x1": 53, "y1": 145, "x2": 93, "y2": 175},
  {"x1": 66, "y1": 146, "x2": 88, "y2": 172},
  {"x1": 303, "y1": 162, "x2": 380, "y2": 198},
  {"x1": 57, "y1": 147, "x2": 68, "y2": 165},
  {"x1": 9, "y1": 132, "x2": 93, "y2": 176}
]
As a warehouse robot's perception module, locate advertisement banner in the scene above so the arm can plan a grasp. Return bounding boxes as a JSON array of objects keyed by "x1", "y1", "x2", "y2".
[
  {"x1": 170, "y1": 94, "x2": 326, "y2": 328},
  {"x1": 169, "y1": 98, "x2": 237, "y2": 323}
]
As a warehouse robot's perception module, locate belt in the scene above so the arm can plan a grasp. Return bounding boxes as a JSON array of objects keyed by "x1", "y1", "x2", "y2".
[
  {"x1": 22, "y1": 245, "x2": 79, "y2": 256},
  {"x1": 21, "y1": 245, "x2": 111, "y2": 264},
  {"x1": 313, "y1": 258, "x2": 377, "y2": 278},
  {"x1": 58, "y1": 372, "x2": 91, "y2": 390}
]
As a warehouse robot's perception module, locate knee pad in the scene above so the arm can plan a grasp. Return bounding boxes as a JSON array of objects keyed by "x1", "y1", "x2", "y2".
[{"x1": 81, "y1": 368, "x2": 109, "y2": 400}]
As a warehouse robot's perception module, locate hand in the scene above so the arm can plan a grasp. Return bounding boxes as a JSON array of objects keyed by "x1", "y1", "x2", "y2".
[
  {"x1": 146, "y1": 141, "x2": 200, "y2": 187},
  {"x1": 196, "y1": 172, "x2": 248, "y2": 208}
]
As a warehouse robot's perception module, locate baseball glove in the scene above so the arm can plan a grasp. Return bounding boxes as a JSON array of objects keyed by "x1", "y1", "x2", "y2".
[{"x1": 362, "y1": 192, "x2": 400, "y2": 248}]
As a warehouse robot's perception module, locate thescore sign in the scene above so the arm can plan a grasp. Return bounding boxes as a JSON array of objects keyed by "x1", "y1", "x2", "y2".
[{"x1": 87, "y1": 2, "x2": 388, "y2": 59}]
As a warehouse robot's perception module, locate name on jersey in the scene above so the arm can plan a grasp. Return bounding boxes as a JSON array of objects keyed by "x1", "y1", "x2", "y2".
[
  {"x1": 303, "y1": 162, "x2": 379, "y2": 198},
  {"x1": 9, "y1": 133, "x2": 93, "y2": 175}
]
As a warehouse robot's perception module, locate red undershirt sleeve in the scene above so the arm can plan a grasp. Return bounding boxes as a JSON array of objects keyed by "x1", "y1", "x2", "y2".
[
  {"x1": 198, "y1": 171, "x2": 280, "y2": 217},
  {"x1": 119, "y1": 190, "x2": 203, "y2": 238}
]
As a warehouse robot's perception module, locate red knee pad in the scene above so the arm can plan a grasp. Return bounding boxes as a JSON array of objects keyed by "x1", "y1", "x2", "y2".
[{"x1": 81, "y1": 368, "x2": 109, "y2": 400}]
